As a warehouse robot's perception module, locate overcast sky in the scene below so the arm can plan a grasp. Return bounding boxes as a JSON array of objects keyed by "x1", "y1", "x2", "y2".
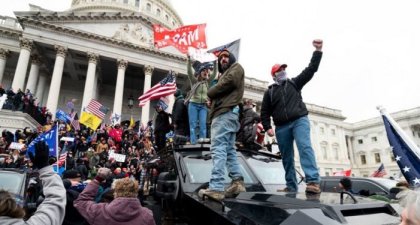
[{"x1": 2, "y1": 0, "x2": 420, "y2": 122}]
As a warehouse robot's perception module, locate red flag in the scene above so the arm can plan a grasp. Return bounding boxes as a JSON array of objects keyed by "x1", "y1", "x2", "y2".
[
  {"x1": 332, "y1": 169, "x2": 352, "y2": 177},
  {"x1": 138, "y1": 71, "x2": 176, "y2": 107},
  {"x1": 153, "y1": 24, "x2": 207, "y2": 54}
]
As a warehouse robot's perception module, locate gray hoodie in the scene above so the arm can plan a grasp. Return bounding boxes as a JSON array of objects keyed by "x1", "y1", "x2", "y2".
[{"x1": 0, "y1": 166, "x2": 66, "y2": 225}]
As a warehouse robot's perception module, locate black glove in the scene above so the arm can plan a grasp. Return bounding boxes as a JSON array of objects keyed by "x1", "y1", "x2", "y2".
[{"x1": 28, "y1": 141, "x2": 50, "y2": 169}]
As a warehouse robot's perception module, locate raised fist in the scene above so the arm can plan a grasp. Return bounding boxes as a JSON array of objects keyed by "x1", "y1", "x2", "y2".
[
  {"x1": 28, "y1": 141, "x2": 50, "y2": 169},
  {"x1": 313, "y1": 39, "x2": 323, "y2": 51}
]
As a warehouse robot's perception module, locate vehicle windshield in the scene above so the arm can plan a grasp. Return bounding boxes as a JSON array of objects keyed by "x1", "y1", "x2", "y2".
[
  {"x1": 183, "y1": 155, "x2": 257, "y2": 184},
  {"x1": 245, "y1": 155, "x2": 287, "y2": 185},
  {"x1": 0, "y1": 172, "x2": 25, "y2": 194}
]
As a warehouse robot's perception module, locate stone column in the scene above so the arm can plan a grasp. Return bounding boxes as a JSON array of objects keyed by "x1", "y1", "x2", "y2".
[
  {"x1": 25, "y1": 55, "x2": 41, "y2": 94},
  {"x1": 141, "y1": 65, "x2": 154, "y2": 126},
  {"x1": 11, "y1": 38, "x2": 33, "y2": 92},
  {"x1": 81, "y1": 52, "x2": 99, "y2": 112},
  {"x1": 92, "y1": 71, "x2": 99, "y2": 100},
  {"x1": 112, "y1": 59, "x2": 128, "y2": 124},
  {"x1": 46, "y1": 45, "x2": 67, "y2": 119},
  {"x1": 35, "y1": 71, "x2": 47, "y2": 106},
  {"x1": 0, "y1": 49, "x2": 10, "y2": 84}
]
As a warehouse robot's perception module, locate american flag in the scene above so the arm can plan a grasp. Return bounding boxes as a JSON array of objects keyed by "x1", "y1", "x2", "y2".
[
  {"x1": 86, "y1": 99, "x2": 109, "y2": 119},
  {"x1": 371, "y1": 163, "x2": 387, "y2": 177},
  {"x1": 138, "y1": 71, "x2": 177, "y2": 107},
  {"x1": 380, "y1": 107, "x2": 420, "y2": 187},
  {"x1": 55, "y1": 148, "x2": 67, "y2": 167},
  {"x1": 70, "y1": 112, "x2": 80, "y2": 131}
]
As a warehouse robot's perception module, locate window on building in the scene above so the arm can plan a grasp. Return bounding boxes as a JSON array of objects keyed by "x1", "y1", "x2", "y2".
[
  {"x1": 360, "y1": 155, "x2": 366, "y2": 165},
  {"x1": 333, "y1": 146, "x2": 339, "y2": 160},
  {"x1": 135, "y1": 0, "x2": 139, "y2": 7},
  {"x1": 371, "y1": 136, "x2": 377, "y2": 142},
  {"x1": 123, "y1": 0, "x2": 128, "y2": 4},
  {"x1": 320, "y1": 127, "x2": 325, "y2": 134},
  {"x1": 165, "y1": 14, "x2": 169, "y2": 21},
  {"x1": 391, "y1": 154, "x2": 396, "y2": 162},
  {"x1": 156, "y1": 8, "x2": 161, "y2": 16},
  {"x1": 321, "y1": 145, "x2": 328, "y2": 160},
  {"x1": 358, "y1": 139, "x2": 363, "y2": 144},
  {"x1": 172, "y1": 20, "x2": 175, "y2": 26},
  {"x1": 418, "y1": 132, "x2": 420, "y2": 138},
  {"x1": 331, "y1": 129, "x2": 336, "y2": 135},
  {"x1": 374, "y1": 153, "x2": 381, "y2": 163},
  {"x1": 146, "y1": 3, "x2": 151, "y2": 11}
]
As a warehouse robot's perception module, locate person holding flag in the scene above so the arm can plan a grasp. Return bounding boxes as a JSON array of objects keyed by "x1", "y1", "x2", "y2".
[{"x1": 185, "y1": 55, "x2": 217, "y2": 144}]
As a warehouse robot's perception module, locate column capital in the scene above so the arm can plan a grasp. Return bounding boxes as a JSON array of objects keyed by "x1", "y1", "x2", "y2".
[
  {"x1": 0, "y1": 49, "x2": 10, "y2": 59},
  {"x1": 30, "y1": 54, "x2": 41, "y2": 65},
  {"x1": 87, "y1": 52, "x2": 99, "y2": 64},
  {"x1": 144, "y1": 65, "x2": 154, "y2": 75},
  {"x1": 19, "y1": 38, "x2": 33, "y2": 51},
  {"x1": 54, "y1": 45, "x2": 68, "y2": 58},
  {"x1": 117, "y1": 59, "x2": 128, "y2": 70}
]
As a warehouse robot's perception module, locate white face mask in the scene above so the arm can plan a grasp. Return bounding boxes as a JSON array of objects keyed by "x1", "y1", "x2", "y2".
[{"x1": 274, "y1": 71, "x2": 287, "y2": 81}]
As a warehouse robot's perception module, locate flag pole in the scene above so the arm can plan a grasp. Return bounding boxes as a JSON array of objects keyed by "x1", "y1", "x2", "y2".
[{"x1": 55, "y1": 121, "x2": 59, "y2": 174}]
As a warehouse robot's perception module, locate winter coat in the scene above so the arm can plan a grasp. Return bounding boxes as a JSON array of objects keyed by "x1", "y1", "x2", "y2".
[
  {"x1": 261, "y1": 51, "x2": 322, "y2": 130},
  {"x1": 74, "y1": 180, "x2": 156, "y2": 225},
  {"x1": 186, "y1": 59, "x2": 217, "y2": 104},
  {"x1": 109, "y1": 128, "x2": 123, "y2": 142},
  {"x1": 172, "y1": 95, "x2": 189, "y2": 135},
  {"x1": 238, "y1": 107, "x2": 261, "y2": 144},
  {"x1": 154, "y1": 111, "x2": 171, "y2": 133},
  {"x1": 63, "y1": 187, "x2": 88, "y2": 225},
  {"x1": 207, "y1": 50, "x2": 244, "y2": 120},
  {"x1": 0, "y1": 166, "x2": 66, "y2": 225}
]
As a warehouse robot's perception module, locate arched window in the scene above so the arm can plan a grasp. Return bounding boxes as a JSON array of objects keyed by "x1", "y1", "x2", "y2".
[
  {"x1": 156, "y1": 8, "x2": 161, "y2": 17},
  {"x1": 135, "y1": 0, "x2": 140, "y2": 7},
  {"x1": 165, "y1": 14, "x2": 169, "y2": 21},
  {"x1": 146, "y1": 3, "x2": 151, "y2": 11}
]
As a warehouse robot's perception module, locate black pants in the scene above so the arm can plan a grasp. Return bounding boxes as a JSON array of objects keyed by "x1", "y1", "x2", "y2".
[{"x1": 154, "y1": 131, "x2": 166, "y2": 152}]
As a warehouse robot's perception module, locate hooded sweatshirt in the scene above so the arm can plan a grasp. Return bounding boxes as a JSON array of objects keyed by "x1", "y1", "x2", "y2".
[
  {"x1": 0, "y1": 166, "x2": 66, "y2": 225},
  {"x1": 74, "y1": 180, "x2": 155, "y2": 225},
  {"x1": 207, "y1": 50, "x2": 245, "y2": 120}
]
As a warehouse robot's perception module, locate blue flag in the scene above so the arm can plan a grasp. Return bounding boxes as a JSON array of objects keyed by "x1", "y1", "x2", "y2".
[
  {"x1": 27, "y1": 126, "x2": 58, "y2": 157},
  {"x1": 56, "y1": 110, "x2": 71, "y2": 123},
  {"x1": 381, "y1": 112, "x2": 420, "y2": 187}
]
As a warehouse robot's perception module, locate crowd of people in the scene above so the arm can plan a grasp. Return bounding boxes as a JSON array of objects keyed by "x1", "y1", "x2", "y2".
[{"x1": 0, "y1": 86, "x2": 52, "y2": 125}]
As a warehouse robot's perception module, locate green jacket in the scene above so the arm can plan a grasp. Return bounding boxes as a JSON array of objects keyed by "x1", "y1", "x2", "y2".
[
  {"x1": 207, "y1": 62, "x2": 245, "y2": 120},
  {"x1": 187, "y1": 59, "x2": 217, "y2": 104}
]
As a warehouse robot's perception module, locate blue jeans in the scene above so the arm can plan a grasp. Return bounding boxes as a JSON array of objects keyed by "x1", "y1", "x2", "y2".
[
  {"x1": 188, "y1": 102, "x2": 208, "y2": 144},
  {"x1": 275, "y1": 116, "x2": 320, "y2": 191},
  {"x1": 209, "y1": 110, "x2": 242, "y2": 191}
]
